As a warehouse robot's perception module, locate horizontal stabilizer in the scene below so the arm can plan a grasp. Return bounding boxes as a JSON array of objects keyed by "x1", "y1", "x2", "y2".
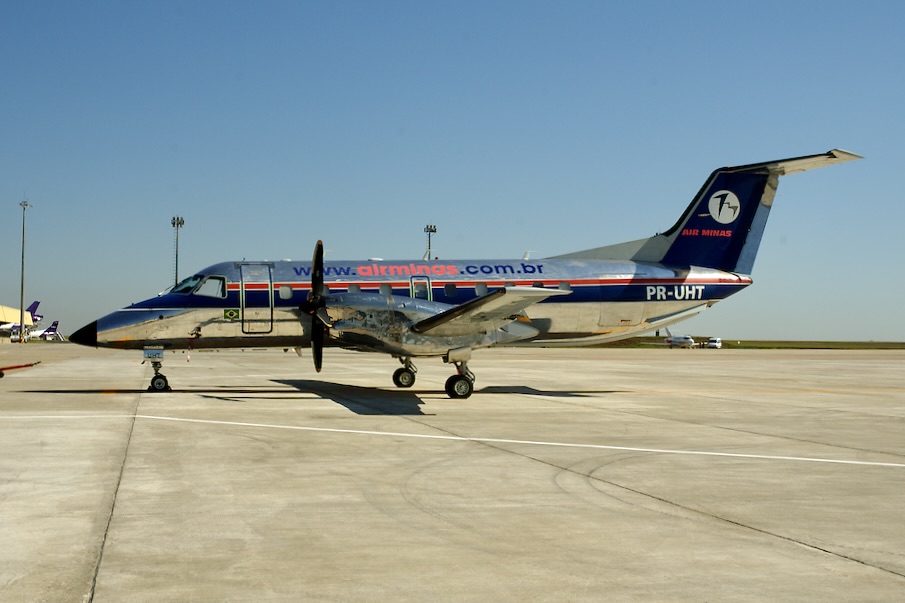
[
  {"x1": 727, "y1": 148, "x2": 861, "y2": 176},
  {"x1": 413, "y1": 287, "x2": 571, "y2": 336}
]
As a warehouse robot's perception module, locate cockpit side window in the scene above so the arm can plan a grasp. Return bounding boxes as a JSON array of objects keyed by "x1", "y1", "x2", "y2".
[
  {"x1": 172, "y1": 275, "x2": 203, "y2": 294},
  {"x1": 194, "y1": 276, "x2": 227, "y2": 298}
]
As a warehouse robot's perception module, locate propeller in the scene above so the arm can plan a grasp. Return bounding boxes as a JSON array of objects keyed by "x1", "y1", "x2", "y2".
[{"x1": 302, "y1": 240, "x2": 328, "y2": 372}]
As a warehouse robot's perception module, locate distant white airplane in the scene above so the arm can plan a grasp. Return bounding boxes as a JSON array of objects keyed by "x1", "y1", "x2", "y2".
[
  {"x1": 663, "y1": 327, "x2": 695, "y2": 348},
  {"x1": 29, "y1": 320, "x2": 63, "y2": 341}
]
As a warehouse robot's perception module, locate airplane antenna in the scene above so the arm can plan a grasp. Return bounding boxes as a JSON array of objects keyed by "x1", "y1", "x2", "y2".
[
  {"x1": 424, "y1": 224, "x2": 437, "y2": 261},
  {"x1": 171, "y1": 216, "x2": 185, "y2": 286}
]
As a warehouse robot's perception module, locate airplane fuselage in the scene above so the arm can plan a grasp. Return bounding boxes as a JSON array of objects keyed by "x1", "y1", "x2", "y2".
[{"x1": 86, "y1": 257, "x2": 750, "y2": 352}]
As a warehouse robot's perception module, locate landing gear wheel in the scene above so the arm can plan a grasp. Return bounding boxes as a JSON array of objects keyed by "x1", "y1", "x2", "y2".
[
  {"x1": 445, "y1": 375, "x2": 474, "y2": 399},
  {"x1": 393, "y1": 368, "x2": 416, "y2": 388},
  {"x1": 149, "y1": 374, "x2": 170, "y2": 392}
]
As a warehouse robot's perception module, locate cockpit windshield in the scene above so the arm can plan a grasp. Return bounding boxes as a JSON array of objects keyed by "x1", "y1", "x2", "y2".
[
  {"x1": 170, "y1": 274, "x2": 227, "y2": 298},
  {"x1": 172, "y1": 275, "x2": 204, "y2": 294},
  {"x1": 194, "y1": 276, "x2": 227, "y2": 298}
]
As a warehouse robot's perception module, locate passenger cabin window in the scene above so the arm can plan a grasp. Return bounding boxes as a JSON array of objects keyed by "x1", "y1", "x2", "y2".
[
  {"x1": 444, "y1": 283, "x2": 457, "y2": 297},
  {"x1": 348, "y1": 284, "x2": 361, "y2": 293},
  {"x1": 475, "y1": 283, "x2": 488, "y2": 296},
  {"x1": 194, "y1": 276, "x2": 227, "y2": 298},
  {"x1": 379, "y1": 284, "x2": 392, "y2": 295},
  {"x1": 412, "y1": 282, "x2": 430, "y2": 300}
]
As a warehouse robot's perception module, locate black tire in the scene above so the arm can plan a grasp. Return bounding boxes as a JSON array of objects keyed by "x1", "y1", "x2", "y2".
[
  {"x1": 149, "y1": 374, "x2": 169, "y2": 392},
  {"x1": 392, "y1": 368, "x2": 416, "y2": 388},
  {"x1": 445, "y1": 375, "x2": 473, "y2": 399}
]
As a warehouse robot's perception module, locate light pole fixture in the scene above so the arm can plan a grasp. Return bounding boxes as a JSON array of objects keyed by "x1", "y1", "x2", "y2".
[
  {"x1": 18, "y1": 199, "x2": 32, "y2": 343},
  {"x1": 424, "y1": 224, "x2": 437, "y2": 261},
  {"x1": 171, "y1": 216, "x2": 185, "y2": 286}
]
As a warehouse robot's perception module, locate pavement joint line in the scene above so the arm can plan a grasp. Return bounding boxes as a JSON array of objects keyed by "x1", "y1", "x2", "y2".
[
  {"x1": 86, "y1": 411, "x2": 137, "y2": 603},
  {"x1": 6, "y1": 413, "x2": 905, "y2": 469}
]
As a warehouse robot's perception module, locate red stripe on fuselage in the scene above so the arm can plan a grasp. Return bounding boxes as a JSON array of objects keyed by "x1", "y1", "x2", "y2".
[{"x1": 227, "y1": 275, "x2": 751, "y2": 292}]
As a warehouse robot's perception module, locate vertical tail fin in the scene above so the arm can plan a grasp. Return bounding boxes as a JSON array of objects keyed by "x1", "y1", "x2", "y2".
[
  {"x1": 552, "y1": 149, "x2": 861, "y2": 274},
  {"x1": 26, "y1": 301, "x2": 41, "y2": 323},
  {"x1": 660, "y1": 165, "x2": 777, "y2": 274}
]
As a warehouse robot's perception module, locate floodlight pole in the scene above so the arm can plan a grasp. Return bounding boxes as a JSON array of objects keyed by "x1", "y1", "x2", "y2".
[
  {"x1": 18, "y1": 200, "x2": 31, "y2": 343},
  {"x1": 424, "y1": 224, "x2": 437, "y2": 261},
  {"x1": 171, "y1": 216, "x2": 185, "y2": 286}
]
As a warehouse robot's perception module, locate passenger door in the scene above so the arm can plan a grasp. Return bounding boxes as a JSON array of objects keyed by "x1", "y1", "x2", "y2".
[{"x1": 239, "y1": 263, "x2": 274, "y2": 334}]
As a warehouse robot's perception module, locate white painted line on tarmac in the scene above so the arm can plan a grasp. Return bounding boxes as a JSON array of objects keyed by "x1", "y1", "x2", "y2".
[{"x1": 6, "y1": 413, "x2": 904, "y2": 469}]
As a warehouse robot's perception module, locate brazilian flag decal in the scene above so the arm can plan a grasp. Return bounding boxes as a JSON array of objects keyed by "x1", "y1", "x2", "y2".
[{"x1": 223, "y1": 309, "x2": 240, "y2": 321}]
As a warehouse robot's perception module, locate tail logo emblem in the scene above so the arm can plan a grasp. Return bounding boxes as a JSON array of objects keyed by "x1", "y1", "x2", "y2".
[{"x1": 707, "y1": 190, "x2": 740, "y2": 224}]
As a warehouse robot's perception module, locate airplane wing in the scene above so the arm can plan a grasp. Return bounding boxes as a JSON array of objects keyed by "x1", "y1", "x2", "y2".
[{"x1": 412, "y1": 287, "x2": 570, "y2": 337}]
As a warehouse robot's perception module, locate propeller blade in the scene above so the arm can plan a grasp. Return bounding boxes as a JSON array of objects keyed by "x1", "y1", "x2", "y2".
[
  {"x1": 312, "y1": 322, "x2": 324, "y2": 373},
  {"x1": 310, "y1": 239, "x2": 324, "y2": 303},
  {"x1": 304, "y1": 239, "x2": 327, "y2": 373}
]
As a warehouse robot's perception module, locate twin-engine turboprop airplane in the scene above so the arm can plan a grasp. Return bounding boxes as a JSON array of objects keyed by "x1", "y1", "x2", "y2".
[{"x1": 70, "y1": 149, "x2": 860, "y2": 397}]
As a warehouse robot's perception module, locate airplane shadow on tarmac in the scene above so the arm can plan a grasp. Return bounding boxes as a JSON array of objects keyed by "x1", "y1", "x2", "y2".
[
  {"x1": 19, "y1": 380, "x2": 430, "y2": 415},
  {"x1": 276, "y1": 379, "x2": 430, "y2": 415},
  {"x1": 20, "y1": 383, "x2": 624, "y2": 416},
  {"x1": 277, "y1": 380, "x2": 627, "y2": 415},
  {"x1": 22, "y1": 382, "x2": 429, "y2": 415},
  {"x1": 477, "y1": 385, "x2": 627, "y2": 397}
]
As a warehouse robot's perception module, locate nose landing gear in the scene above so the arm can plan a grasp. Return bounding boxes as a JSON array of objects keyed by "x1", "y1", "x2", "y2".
[
  {"x1": 148, "y1": 360, "x2": 170, "y2": 392},
  {"x1": 143, "y1": 348, "x2": 171, "y2": 392}
]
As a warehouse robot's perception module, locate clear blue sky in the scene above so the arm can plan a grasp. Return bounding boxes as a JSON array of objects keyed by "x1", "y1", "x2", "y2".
[{"x1": 2, "y1": 1, "x2": 902, "y2": 341}]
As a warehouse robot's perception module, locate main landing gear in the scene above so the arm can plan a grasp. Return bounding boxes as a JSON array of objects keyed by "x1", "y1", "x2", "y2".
[
  {"x1": 392, "y1": 357, "x2": 475, "y2": 399},
  {"x1": 392, "y1": 357, "x2": 417, "y2": 388},
  {"x1": 445, "y1": 362, "x2": 474, "y2": 399}
]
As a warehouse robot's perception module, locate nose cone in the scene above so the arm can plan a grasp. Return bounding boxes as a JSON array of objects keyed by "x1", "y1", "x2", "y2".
[{"x1": 69, "y1": 321, "x2": 98, "y2": 347}]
